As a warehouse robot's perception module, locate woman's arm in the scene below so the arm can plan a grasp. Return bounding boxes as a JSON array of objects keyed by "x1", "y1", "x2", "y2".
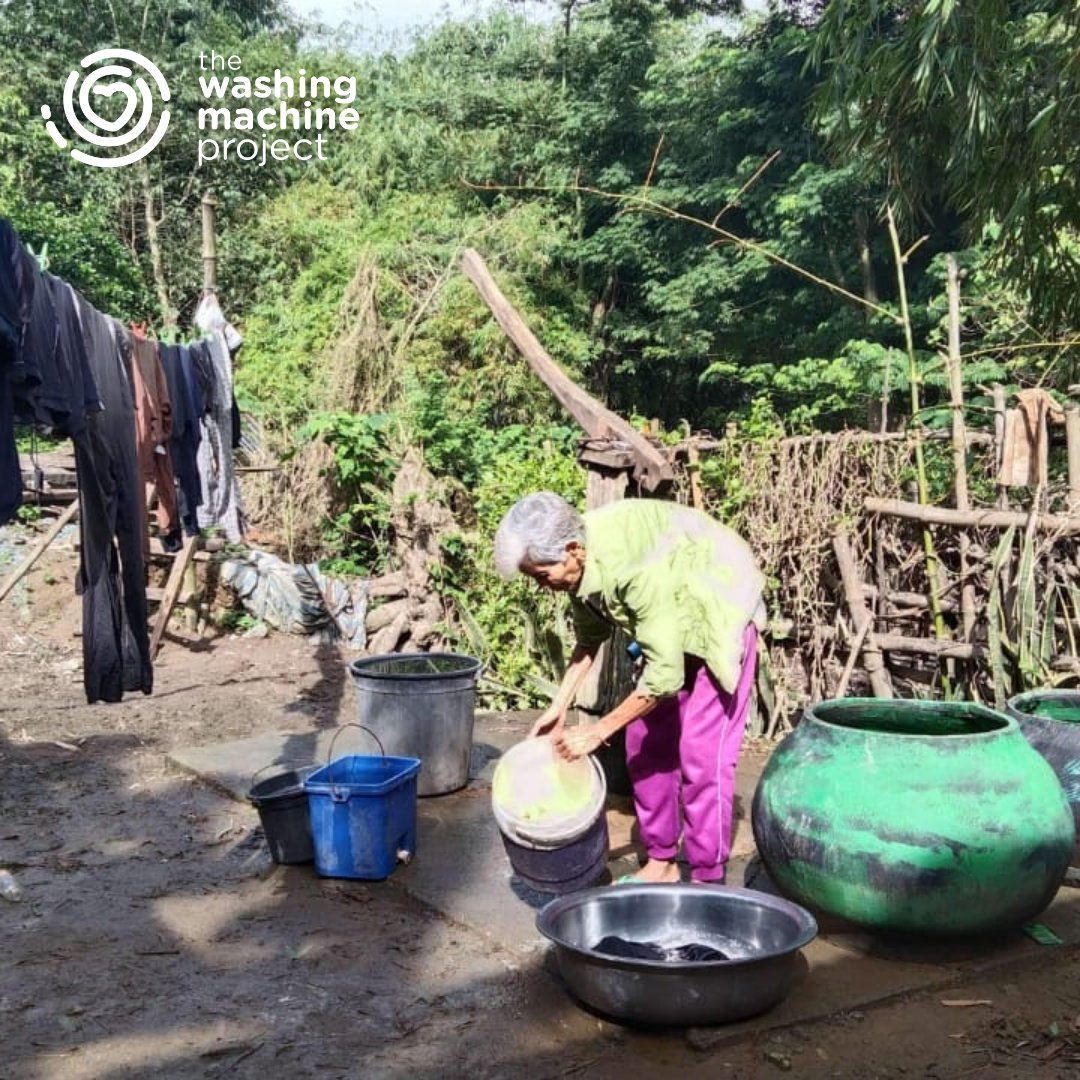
[
  {"x1": 529, "y1": 642, "x2": 601, "y2": 737},
  {"x1": 554, "y1": 687, "x2": 658, "y2": 761}
]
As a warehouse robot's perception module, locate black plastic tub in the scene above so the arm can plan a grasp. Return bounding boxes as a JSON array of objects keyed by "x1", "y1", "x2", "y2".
[
  {"x1": 499, "y1": 813, "x2": 610, "y2": 894},
  {"x1": 248, "y1": 766, "x2": 318, "y2": 864}
]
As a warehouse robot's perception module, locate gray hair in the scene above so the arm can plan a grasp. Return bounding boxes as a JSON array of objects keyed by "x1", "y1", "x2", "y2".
[{"x1": 493, "y1": 492, "x2": 585, "y2": 579}]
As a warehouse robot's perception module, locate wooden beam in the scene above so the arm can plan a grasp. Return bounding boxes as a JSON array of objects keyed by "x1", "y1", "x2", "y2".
[
  {"x1": 0, "y1": 499, "x2": 79, "y2": 604},
  {"x1": 150, "y1": 534, "x2": 198, "y2": 659},
  {"x1": 460, "y1": 248, "x2": 673, "y2": 491},
  {"x1": 822, "y1": 626, "x2": 987, "y2": 661},
  {"x1": 866, "y1": 497, "x2": 1080, "y2": 534}
]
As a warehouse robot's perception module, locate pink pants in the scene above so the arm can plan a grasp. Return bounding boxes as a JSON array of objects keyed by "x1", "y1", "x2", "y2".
[{"x1": 624, "y1": 624, "x2": 757, "y2": 883}]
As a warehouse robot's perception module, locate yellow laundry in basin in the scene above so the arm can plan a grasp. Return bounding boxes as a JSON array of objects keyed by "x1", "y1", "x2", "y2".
[{"x1": 492, "y1": 737, "x2": 596, "y2": 832}]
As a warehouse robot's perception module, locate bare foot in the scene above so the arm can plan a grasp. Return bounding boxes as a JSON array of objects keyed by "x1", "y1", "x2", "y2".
[{"x1": 619, "y1": 858, "x2": 681, "y2": 885}]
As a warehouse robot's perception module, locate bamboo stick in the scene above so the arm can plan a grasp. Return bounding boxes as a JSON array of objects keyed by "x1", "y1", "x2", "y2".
[
  {"x1": 992, "y1": 383, "x2": 1008, "y2": 509},
  {"x1": 1066, "y1": 407, "x2": 1080, "y2": 513},
  {"x1": 201, "y1": 191, "x2": 217, "y2": 293},
  {"x1": 833, "y1": 531, "x2": 893, "y2": 698},
  {"x1": 945, "y1": 255, "x2": 977, "y2": 644},
  {"x1": 886, "y1": 206, "x2": 949, "y2": 655},
  {"x1": 683, "y1": 430, "x2": 991, "y2": 453},
  {"x1": 686, "y1": 438, "x2": 704, "y2": 509},
  {"x1": 865, "y1": 497, "x2": 1080, "y2": 534}
]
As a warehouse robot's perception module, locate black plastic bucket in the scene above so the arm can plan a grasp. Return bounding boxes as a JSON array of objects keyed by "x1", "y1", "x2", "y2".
[
  {"x1": 499, "y1": 813, "x2": 610, "y2": 894},
  {"x1": 248, "y1": 766, "x2": 317, "y2": 864}
]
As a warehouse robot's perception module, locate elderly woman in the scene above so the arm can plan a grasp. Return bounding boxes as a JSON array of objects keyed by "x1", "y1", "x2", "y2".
[{"x1": 494, "y1": 491, "x2": 765, "y2": 885}]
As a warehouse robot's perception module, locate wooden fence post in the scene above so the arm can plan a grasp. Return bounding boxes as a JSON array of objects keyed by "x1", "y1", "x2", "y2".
[{"x1": 833, "y1": 530, "x2": 893, "y2": 698}]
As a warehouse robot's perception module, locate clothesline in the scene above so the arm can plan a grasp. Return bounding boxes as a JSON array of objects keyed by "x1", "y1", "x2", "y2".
[{"x1": 0, "y1": 216, "x2": 246, "y2": 705}]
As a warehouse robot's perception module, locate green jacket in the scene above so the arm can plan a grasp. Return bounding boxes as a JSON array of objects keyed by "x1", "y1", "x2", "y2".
[{"x1": 569, "y1": 500, "x2": 765, "y2": 697}]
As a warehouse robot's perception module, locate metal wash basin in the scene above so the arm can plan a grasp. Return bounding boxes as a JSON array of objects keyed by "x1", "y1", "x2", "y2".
[{"x1": 536, "y1": 884, "x2": 817, "y2": 1027}]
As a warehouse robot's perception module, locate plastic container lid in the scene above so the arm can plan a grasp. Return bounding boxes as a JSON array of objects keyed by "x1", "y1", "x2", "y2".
[{"x1": 491, "y1": 736, "x2": 605, "y2": 844}]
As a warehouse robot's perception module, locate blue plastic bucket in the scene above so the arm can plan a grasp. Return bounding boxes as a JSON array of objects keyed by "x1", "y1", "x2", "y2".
[{"x1": 304, "y1": 752, "x2": 421, "y2": 880}]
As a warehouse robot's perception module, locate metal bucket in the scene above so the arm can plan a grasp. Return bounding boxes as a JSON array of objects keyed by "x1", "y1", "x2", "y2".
[{"x1": 347, "y1": 653, "x2": 481, "y2": 797}]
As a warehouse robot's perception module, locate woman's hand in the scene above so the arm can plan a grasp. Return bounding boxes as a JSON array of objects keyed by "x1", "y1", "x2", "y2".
[
  {"x1": 530, "y1": 704, "x2": 567, "y2": 739},
  {"x1": 554, "y1": 722, "x2": 609, "y2": 761}
]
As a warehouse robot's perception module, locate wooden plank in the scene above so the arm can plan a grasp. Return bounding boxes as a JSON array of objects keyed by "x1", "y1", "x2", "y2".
[
  {"x1": 150, "y1": 534, "x2": 198, "y2": 659},
  {"x1": 460, "y1": 248, "x2": 673, "y2": 491},
  {"x1": 865, "y1": 497, "x2": 1080, "y2": 533},
  {"x1": 577, "y1": 445, "x2": 636, "y2": 471},
  {"x1": 0, "y1": 499, "x2": 80, "y2": 603}
]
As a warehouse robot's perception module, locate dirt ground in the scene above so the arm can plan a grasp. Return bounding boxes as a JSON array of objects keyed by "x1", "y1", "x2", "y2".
[{"x1": 3, "y1": 522, "x2": 1080, "y2": 1079}]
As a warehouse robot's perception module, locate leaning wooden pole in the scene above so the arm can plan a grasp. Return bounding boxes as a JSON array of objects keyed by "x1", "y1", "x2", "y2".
[
  {"x1": 0, "y1": 499, "x2": 79, "y2": 604},
  {"x1": 460, "y1": 248, "x2": 672, "y2": 491},
  {"x1": 833, "y1": 531, "x2": 893, "y2": 698},
  {"x1": 945, "y1": 255, "x2": 976, "y2": 644}
]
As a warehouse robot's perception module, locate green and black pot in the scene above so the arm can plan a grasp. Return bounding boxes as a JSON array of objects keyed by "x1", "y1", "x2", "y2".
[
  {"x1": 751, "y1": 699, "x2": 1075, "y2": 936},
  {"x1": 1007, "y1": 690, "x2": 1080, "y2": 834}
]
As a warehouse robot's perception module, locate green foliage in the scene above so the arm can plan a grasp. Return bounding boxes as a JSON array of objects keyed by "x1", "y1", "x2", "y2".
[
  {"x1": 987, "y1": 527, "x2": 1079, "y2": 706},
  {"x1": 296, "y1": 412, "x2": 396, "y2": 576},
  {"x1": 217, "y1": 608, "x2": 260, "y2": 633},
  {"x1": 809, "y1": 0, "x2": 1080, "y2": 326},
  {"x1": 433, "y1": 424, "x2": 586, "y2": 707}
]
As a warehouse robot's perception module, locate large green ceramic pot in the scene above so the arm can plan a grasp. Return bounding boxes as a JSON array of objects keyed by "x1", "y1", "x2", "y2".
[
  {"x1": 751, "y1": 699, "x2": 1075, "y2": 936},
  {"x1": 1007, "y1": 690, "x2": 1080, "y2": 834}
]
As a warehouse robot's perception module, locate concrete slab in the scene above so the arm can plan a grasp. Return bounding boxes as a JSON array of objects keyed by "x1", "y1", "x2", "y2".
[
  {"x1": 167, "y1": 709, "x2": 535, "y2": 801},
  {"x1": 170, "y1": 713, "x2": 1080, "y2": 1039}
]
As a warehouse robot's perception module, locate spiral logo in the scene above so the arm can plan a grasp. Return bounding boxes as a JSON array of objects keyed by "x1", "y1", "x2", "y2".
[{"x1": 40, "y1": 49, "x2": 171, "y2": 169}]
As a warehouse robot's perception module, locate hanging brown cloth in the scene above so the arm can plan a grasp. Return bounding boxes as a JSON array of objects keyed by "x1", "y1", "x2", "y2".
[
  {"x1": 129, "y1": 333, "x2": 180, "y2": 550},
  {"x1": 998, "y1": 388, "x2": 1065, "y2": 488}
]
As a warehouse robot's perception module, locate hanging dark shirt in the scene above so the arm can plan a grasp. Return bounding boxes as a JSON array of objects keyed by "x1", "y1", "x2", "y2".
[
  {"x1": 0, "y1": 219, "x2": 35, "y2": 525},
  {"x1": 45, "y1": 274, "x2": 101, "y2": 438},
  {"x1": 159, "y1": 343, "x2": 202, "y2": 536},
  {"x1": 73, "y1": 301, "x2": 152, "y2": 702}
]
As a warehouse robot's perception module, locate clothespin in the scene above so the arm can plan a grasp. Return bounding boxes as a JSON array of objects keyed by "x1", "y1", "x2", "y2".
[{"x1": 130, "y1": 321, "x2": 149, "y2": 340}]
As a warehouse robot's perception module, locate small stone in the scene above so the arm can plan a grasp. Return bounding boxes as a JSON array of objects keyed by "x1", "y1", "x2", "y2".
[
  {"x1": 763, "y1": 1049, "x2": 792, "y2": 1070},
  {"x1": 686, "y1": 1027, "x2": 729, "y2": 1053}
]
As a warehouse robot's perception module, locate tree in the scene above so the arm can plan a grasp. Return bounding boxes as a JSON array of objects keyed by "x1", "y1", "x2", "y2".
[{"x1": 807, "y1": 0, "x2": 1080, "y2": 325}]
